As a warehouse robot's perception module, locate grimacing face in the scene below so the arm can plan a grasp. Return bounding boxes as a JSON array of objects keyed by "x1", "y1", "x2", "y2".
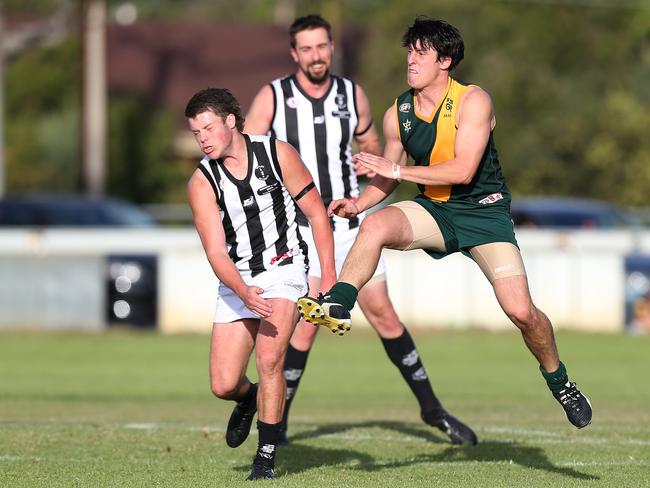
[
  {"x1": 188, "y1": 110, "x2": 234, "y2": 160},
  {"x1": 291, "y1": 27, "x2": 333, "y2": 84},
  {"x1": 406, "y1": 40, "x2": 446, "y2": 90}
]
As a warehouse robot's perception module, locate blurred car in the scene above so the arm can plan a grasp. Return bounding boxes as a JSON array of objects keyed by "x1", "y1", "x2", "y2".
[
  {"x1": 510, "y1": 197, "x2": 642, "y2": 229},
  {"x1": 0, "y1": 194, "x2": 157, "y2": 328},
  {"x1": 0, "y1": 194, "x2": 156, "y2": 227}
]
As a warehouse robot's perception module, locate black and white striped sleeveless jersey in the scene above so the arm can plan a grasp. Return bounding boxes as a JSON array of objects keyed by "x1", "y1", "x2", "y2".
[
  {"x1": 270, "y1": 74, "x2": 364, "y2": 231},
  {"x1": 197, "y1": 134, "x2": 308, "y2": 278}
]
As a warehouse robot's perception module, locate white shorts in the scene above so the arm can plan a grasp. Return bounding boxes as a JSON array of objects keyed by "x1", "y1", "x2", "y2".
[
  {"x1": 213, "y1": 262, "x2": 308, "y2": 323},
  {"x1": 299, "y1": 225, "x2": 386, "y2": 279}
]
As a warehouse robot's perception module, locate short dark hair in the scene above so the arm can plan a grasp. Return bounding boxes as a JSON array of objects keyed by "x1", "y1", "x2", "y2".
[
  {"x1": 184, "y1": 88, "x2": 244, "y2": 131},
  {"x1": 289, "y1": 14, "x2": 332, "y2": 48},
  {"x1": 402, "y1": 18, "x2": 464, "y2": 71}
]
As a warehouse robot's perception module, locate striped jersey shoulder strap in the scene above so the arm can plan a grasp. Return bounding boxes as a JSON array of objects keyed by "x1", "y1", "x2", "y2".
[{"x1": 197, "y1": 159, "x2": 223, "y2": 204}]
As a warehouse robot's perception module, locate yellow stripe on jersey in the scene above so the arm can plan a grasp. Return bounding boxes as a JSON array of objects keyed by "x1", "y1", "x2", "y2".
[
  {"x1": 393, "y1": 99, "x2": 400, "y2": 139},
  {"x1": 424, "y1": 79, "x2": 473, "y2": 202}
]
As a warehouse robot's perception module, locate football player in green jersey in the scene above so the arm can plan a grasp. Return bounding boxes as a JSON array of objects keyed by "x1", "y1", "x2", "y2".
[{"x1": 298, "y1": 17, "x2": 592, "y2": 430}]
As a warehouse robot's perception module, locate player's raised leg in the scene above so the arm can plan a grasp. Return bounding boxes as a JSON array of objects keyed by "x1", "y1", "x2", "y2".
[{"x1": 298, "y1": 206, "x2": 409, "y2": 328}]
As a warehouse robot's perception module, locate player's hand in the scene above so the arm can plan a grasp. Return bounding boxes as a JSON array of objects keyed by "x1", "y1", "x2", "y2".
[
  {"x1": 328, "y1": 198, "x2": 360, "y2": 219},
  {"x1": 353, "y1": 152, "x2": 397, "y2": 179},
  {"x1": 240, "y1": 286, "x2": 272, "y2": 318},
  {"x1": 354, "y1": 157, "x2": 376, "y2": 178}
]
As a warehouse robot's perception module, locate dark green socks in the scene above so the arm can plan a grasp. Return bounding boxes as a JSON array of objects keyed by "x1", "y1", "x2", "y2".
[
  {"x1": 540, "y1": 361, "x2": 569, "y2": 393},
  {"x1": 325, "y1": 282, "x2": 358, "y2": 311}
]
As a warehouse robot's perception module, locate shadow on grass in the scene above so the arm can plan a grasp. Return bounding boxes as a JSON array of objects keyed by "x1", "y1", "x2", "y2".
[
  {"x1": 260, "y1": 421, "x2": 599, "y2": 481},
  {"x1": 234, "y1": 442, "x2": 375, "y2": 478},
  {"x1": 290, "y1": 420, "x2": 450, "y2": 445}
]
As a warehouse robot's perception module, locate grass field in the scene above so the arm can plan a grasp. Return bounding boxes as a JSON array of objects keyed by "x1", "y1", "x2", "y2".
[{"x1": 1, "y1": 329, "x2": 648, "y2": 487}]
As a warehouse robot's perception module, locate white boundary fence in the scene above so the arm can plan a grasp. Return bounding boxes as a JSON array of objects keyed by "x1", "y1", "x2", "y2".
[{"x1": 1, "y1": 228, "x2": 649, "y2": 333}]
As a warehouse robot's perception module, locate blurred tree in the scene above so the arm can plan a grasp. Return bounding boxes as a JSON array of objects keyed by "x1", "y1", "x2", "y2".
[
  {"x1": 3, "y1": 0, "x2": 63, "y2": 17},
  {"x1": 105, "y1": 0, "x2": 276, "y2": 23},
  {"x1": 5, "y1": 35, "x2": 184, "y2": 202},
  {"x1": 5, "y1": 37, "x2": 81, "y2": 192},
  {"x1": 107, "y1": 95, "x2": 184, "y2": 203}
]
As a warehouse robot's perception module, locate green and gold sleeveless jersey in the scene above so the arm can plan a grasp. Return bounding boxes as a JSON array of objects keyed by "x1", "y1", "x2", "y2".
[{"x1": 395, "y1": 77, "x2": 510, "y2": 206}]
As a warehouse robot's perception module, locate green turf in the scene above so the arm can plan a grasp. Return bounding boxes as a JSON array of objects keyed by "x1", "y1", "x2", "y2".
[{"x1": 1, "y1": 329, "x2": 648, "y2": 487}]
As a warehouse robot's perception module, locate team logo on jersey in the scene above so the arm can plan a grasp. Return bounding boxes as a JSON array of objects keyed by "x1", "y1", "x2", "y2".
[
  {"x1": 254, "y1": 165, "x2": 271, "y2": 181},
  {"x1": 242, "y1": 196, "x2": 256, "y2": 208},
  {"x1": 402, "y1": 119, "x2": 412, "y2": 133},
  {"x1": 335, "y1": 94, "x2": 347, "y2": 110},
  {"x1": 286, "y1": 97, "x2": 298, "y2": 109},
  {"x1": 255, "y1": 164, "x2": 280, "y2": 195},
  {"x1": 313, "y1": 115, "x2": 325, "y2": 124},
  {"x1": 445, "y1": 98, "x2": 453, "y2": 111},
  {"x1": 332, "y1": 93, "x2": 351, "y2": 119},
  {"x1": 399, "y1": 102, "x2": 411, "y2": 113}
]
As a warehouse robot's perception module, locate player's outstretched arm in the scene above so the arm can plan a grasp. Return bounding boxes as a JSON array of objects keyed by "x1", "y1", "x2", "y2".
[
  {"x1": 244, "y1": 84, "x2": 274, "y2": 136},
  {"x1": 188, "y1": 169, "x2": 272, "y2": 317},
  {"x1": 275, "y1": 140, "x2": 336, "y2": 292},
  {"x1": 344, "y1": 103, "x2": 405, "y2": 215}
]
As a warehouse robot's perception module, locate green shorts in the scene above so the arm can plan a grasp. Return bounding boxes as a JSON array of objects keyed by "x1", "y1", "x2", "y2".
[{"x1": 413, "y1": 194, "x2": 519, "y2": 260}]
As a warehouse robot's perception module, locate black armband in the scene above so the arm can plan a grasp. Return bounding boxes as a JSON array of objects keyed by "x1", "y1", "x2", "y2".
[
  {"x1": 354, "y1": 120, "x2": 374, "y2": 137},
  {"x1": 294, "y1": 181, "x2": 315, "y2": 202}
]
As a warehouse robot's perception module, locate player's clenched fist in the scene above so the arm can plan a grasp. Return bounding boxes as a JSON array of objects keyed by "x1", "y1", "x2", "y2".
[{"x1": 328, "y1": 198, "x2": 360, "y2": 219}]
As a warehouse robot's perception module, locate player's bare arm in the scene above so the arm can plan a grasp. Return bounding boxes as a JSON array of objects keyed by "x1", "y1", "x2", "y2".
[
  {"x1": 359, "y1": 88, "x2": 492, "y2": 186},
  {"x1": 243, "y1": 84, "x2": 274, "y2": 135},
  {"x1": 188, "y1": 169, "x2": 272, "y2": 318},
  {"x1": 332, "y1": 102, "x2": 405, "y2": 219},
  {"x1": 353, "y1": 84, "x2": 381, "y2": 177},
  {"x1": 276, "y1": 140, "x2": 336, "y2": 291}
]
